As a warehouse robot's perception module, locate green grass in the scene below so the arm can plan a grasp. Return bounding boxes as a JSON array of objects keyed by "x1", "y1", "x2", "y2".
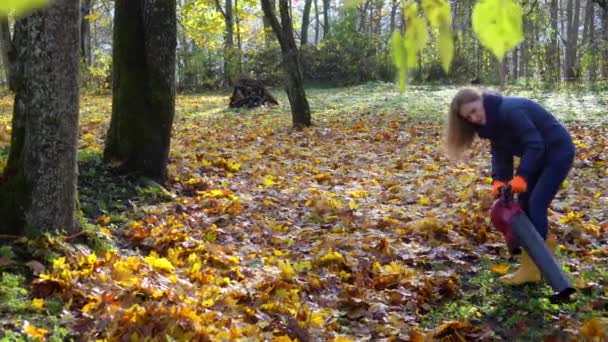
[
  {"x1": 421, "y1": 257, "x2": 608, "y2": 340},
  {"x1": 0, "y1": 268, "x2": 71, "y2": 341},
  {"x1": 173, "y1": 82, "x2": 608, "y2": 124}
]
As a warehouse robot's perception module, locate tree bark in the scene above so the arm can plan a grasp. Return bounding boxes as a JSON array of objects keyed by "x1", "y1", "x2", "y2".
[
  {"x1": 0, "y1": 0, "x2": 80, "y2": 235},
  {"x1": 546, "y1": 0, "x2": 560, "y2": 83},
  {"x1": 565, "y1": 0, "x2": 581, "y2": 81},
  {"x1": 215, "y1": 0, "x2": 235, "y2": 85},
  {"x1": 235, "y1": 0, "x2": 242, "y2": 52},
  {"x1": 104, "y1": 0, "x2": 176, "y2": 184},
  {"x1": 314, "y1": 0, "x2": 320, "y2": 44},
  {"x1": 263, "y1": 0, "x2": 276, "y2": 47},
  {"x1": 587, "y1": 2, "x2": 596, "y2": 81},
  {"x1": 359, "y1": 0, "x2": 370, "y2": 32},
  {"x1": 301, "y1": 0, "x2": 313, "y2": 45},
  {"x1": 513, "y1": 48, "x2": 519, "y2": 79},
  {"x1": 603, "y1": 5, "x2": 608, "y2": 79},
  {"x1": 81, "y1": 0, "x2": 93, "y2": 66},
  {"x1": 389, "y1": 0, "x2": 398, "y2": 33},
  {"x1": 224, "y1": 0, "x2": 234, "y2": 85},
  {"x1": 260, "y1": 0, "x2": 312, "y2": 129},
  {"x1": 0, "y1": 18, "x2": 14, "y2": 90},
  {"x1": 322, "y1": 0, "x2": 330, "y2": 38},
  {"x1": 373, "y1": 0, "x2": 383, "y2": 34}
]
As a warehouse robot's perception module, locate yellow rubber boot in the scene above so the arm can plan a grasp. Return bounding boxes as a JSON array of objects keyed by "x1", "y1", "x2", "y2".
[
  {"x1": 499, "y1": 250, "x2": 542, "y2": 285},
  {"x1": 499, "y1": 234, "x2": 559, "y2": 285}
]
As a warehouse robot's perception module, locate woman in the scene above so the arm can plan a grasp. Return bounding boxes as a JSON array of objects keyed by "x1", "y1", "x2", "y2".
[{"x1": 446, "y1": 88, "x2": 575, "y2": 285}]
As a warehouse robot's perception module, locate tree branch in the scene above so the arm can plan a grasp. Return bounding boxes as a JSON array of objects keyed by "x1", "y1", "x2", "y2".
[
  {"x1": 525, "y1": 0, "x2": 539, "y2": 16},
  {"x1": 214, "y1": 0, "x2": 226, "y2": 18},
  {"x1": 261, "y1": 0, "x2": 284, "y2": 40}
]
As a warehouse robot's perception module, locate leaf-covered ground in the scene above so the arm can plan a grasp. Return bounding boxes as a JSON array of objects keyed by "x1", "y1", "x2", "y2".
[{"x1": 0, "y1": 83, "x2": 607, "y2": 341}]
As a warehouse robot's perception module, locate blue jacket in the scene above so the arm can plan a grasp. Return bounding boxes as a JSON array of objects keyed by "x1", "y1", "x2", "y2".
[{"x1": 475, "y1": 93, "x2": 574, "y2": 181}]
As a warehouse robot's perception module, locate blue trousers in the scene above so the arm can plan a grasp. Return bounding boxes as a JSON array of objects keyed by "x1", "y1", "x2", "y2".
[{"x1": 518, "y1": 142, "x2": 575, "y2": 239}]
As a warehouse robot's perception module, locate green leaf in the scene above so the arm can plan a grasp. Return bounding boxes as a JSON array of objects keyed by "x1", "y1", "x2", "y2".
[
  {"x1": 403, "y1": 2, "x2": 428, "y2": 70},
  {"x1": 438, "y1": 26, "x2": 454, "y2": 72},
  {"x1": 472, "y1": 0, "x2": 524, "y2": 60},
  {"x1": 422, "y1": 0, "x2": 451, "y2": 28},
  {"x1": 0, "y1": 0, "x2": 49, "y2": 16},
  {"x1": 391, "y1": 31, "x2": 407, "y2": 93},
  {"x1": 344, "y1": 0, "x2": 364, "y2": 9},
  {"x1": 422, "y1": 0, "x2": 453, "y2": 72}
]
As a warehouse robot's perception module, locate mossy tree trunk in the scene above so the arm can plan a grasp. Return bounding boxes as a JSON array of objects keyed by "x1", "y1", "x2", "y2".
[
  {"x1": 261, "y1": 0, "x2": 312, "y2": 130},
  {"x1": 104, "y1": 0, "x2": 177, "y2": 184},
  {"x1": 301, "y1": 0, "x2": 313, "y2": 45},
  {"x1": 81, "y1": 0, "x2": 93, "y2": 66},
  {"x1": 0, "y1": 0, "x2": 80, "y2": 235},
  {"x1": 0, "y1": 16, "x2": 15, "y2": 91}
]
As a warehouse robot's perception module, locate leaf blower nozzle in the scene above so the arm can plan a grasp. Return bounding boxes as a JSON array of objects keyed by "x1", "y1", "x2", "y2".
[{"x1": 490, "y1": 186, "x2": 575, "y2": 302}]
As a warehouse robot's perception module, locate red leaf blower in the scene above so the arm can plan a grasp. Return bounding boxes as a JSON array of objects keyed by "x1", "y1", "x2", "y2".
[{"x1": 490, "y1": 186, "x2": 576, "y2": 302}]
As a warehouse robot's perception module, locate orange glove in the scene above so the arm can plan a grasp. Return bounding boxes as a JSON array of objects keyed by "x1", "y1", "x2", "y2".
[
  {"x1": 508, "y1": 175, "x2": 527, "y2": 193},
  {"x1": 491, "y1": 180, "x2": 506, "y2": 197}
]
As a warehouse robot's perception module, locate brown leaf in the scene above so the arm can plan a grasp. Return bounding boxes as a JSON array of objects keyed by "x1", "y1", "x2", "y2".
[
  {"x1": 25, "y1": 260, "x2": 47, "y2": 275},
  {"x1": 0, "y1": 257, "x2": 15, "y2": 267}
]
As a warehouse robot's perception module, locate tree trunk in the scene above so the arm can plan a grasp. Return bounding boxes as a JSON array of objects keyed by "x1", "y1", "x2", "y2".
[
  {"x1": 359, "y1": 0, "x2": 370, "y2": 32},
  {"x1": 0, "y1": 18, "x2": 14, "y2": 90},
  {"x1": 389, "y1": 0, "x2": 398, "y2": 33},
  {"x1": 314, "y1": 0, "x2": 320, "y2": 43},
  {"x1": 603, "y1": 6, "x2": 608, "y2": 79},
  {"x1": 583, "y1": 0, "x2": 590, "y2": 46},
  {"x1": 81, "y1": 0, "x2": 93, "y2": 66},
  {"x1": 104, "y1": 0, "x2": 177, "y2": 184},
  {"x1": 546, "y1": 0, "x2": 560, "y2": 83},
  {"x1": 373, "y1": 0, "x2": 383, "y2": 34},
  {"x1": 565, "y1": 0, "x2": 581, "y2": 81},
  {"x1": 301, "y1": 0, "x2": 313, "y2": 45},
  {"x1": 260, "y1": 0, "x2": 312, "y2": 129},
  {"x1": 323, "y1": 0, "x2": 330, "y2": 38},
  {"x1": 587, "y1": 2, "x2": 596, "y2": 82},
  {"x1": 519, "y1": 19, "x2": 529, "y2": 79},
  {"x1": 0, "y1": 0, "x2": 80, "y2": 235},
  {"x1": 513, "y1": 48, "x2": 519, "y2": 79},
  {"x1": 218, "y1": 0, "x2": 235, "y2": 85},
  {"x1": 235, "y1": 0, "x2": 242, "y2": 52},
  {"x1": 264, "y1": 0, "x2": 276, "y2": 47}
]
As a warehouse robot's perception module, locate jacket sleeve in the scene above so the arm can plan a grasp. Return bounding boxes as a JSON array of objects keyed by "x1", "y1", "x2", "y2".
[
  {"x1": 508, "y1": 109, "x2": 545, "y2": 180},
  {"x1": 491, "y1": 142, "x2": 513, "y2": 182}
]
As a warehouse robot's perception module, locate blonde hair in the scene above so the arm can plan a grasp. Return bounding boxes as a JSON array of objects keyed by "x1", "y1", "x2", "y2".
[{"x1": 446, "y1": 88, "x2": 482, "y2": 160}]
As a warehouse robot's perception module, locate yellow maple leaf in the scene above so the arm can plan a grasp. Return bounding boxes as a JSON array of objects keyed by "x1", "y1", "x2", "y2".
[
  {"x1": 272, "y1": 336, "x2": 296, "y2": 342},
  {"x1": 310, "y1": 310, "x2": 328, "y2": 327},
  {"x1": 145, "y1": 253, "x2": 175, "y2": 272},
  {"x1": 558, "y1": 211, "x2": 583, "y2": 224},
  {"x1": 263, "y1": 174, "x2": 276, "y2": 187},
  {"x1": 417, "y1": 196, "x2": 431, "y2": 206},
  {"x1": 580, "y1": 318, "x2": 607, "y2": 339},
  {"x1": 349, "y1": 190, "x2": 368, "y2": 198},
  {"x1": 332, "y1": 336, "x2": 354, "y2": 342},
  {"x1": 489, "y1": 263, "x2": 510, "y2": 274},
  {"x1": 31, "y1": 298, "x2": 45, "y2": 310},
  {"x1": 319, "y1": 251, "x2": 345, "y2": 265},
  {"x1": 278, "y1": 259, "x2": 296, "y2": 281},
  {"x1": 23, "y1": 323, "x2": 48, "y2": 340},
  {"x1": 96, "y1": 215, "x2": 111, "y2": 225}
]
